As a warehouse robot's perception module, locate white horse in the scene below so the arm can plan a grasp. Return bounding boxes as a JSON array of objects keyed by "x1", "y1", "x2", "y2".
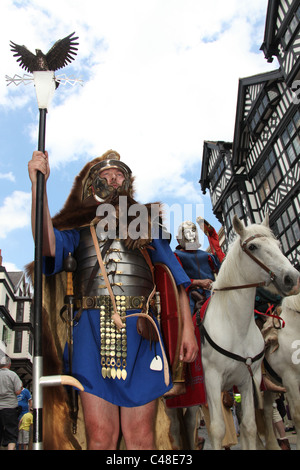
[
  {"x1": 263, "y1": 291, "x2": 300, "y2": 449},
  {"x1": 201, "y1": 215, "x2": 300, "y2": 450}
]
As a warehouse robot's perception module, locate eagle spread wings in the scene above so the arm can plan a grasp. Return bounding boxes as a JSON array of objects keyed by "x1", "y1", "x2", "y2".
[{"x1": 10, "y1": 32, "x2": 79, "y2": 73}]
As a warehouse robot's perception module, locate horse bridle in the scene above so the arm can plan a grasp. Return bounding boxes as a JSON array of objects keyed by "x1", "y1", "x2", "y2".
[{"x1": 213, "y1": 234, "x2": 277, "y2": 292}]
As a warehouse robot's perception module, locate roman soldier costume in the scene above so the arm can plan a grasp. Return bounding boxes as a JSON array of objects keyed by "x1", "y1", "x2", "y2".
[
  {"x1": 166, "y1": 219, "x2": 224, "y2": 409},
  {"x1": 175, "y1": 219, "x2": 223, "y2": 314},
  {"x1": 33, "y1": 150, "x2": 190, "y2": 448}
]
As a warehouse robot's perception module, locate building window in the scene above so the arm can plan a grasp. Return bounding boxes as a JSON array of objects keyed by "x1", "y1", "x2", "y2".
[
  {"x1": 14, "y1": 330, "x2": 22, "y2": 353},
  {"x1": 2, "y1": 325, "x2": 9, "y2": 347},
  {"x1": 282, "y1": 6, "x2": 300, "y2": 48},
  {"x1": 254, "y1": 150, "x2": 281, "y2": 203},
  {"x1": 29, "y1": 303, "x2": 33, "y2": 325},
  {"x1": 29, "y1": 333, "x2": 33, "y2": 356},
  {"x1": 16, "y1": 301, "x2": 24, "y2": 322},
  {"x1": 249, "y1": 94, "x2": 269, "y2": 133},
  {"x1": 211, "y1": 159, "x2": 225, "y2": 188},
  {"x1": 5, "y1": 295, "x2": 10, "y2": 311},
  {"x1": 248, "y1": 86, "x2": 280, "y2": 137},
  {"x1": 223, "y1": 190, "x2": 244, "y2": 234},
  {"x1": 280, "y1": 110, "x2": 300, "y2": 166},
  {"x1": 272, "y1": 197, "x2": 300, "y2": 256}
]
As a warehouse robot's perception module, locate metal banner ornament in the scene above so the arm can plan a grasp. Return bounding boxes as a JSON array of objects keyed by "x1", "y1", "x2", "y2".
[{"x1": 7, "y1": 32, "x2": 83, "y2": 450}]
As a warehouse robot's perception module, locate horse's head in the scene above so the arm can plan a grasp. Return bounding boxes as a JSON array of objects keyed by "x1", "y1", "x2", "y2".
[{"x1": 233, "y1": 215, "x2": 300, "y2": 297}]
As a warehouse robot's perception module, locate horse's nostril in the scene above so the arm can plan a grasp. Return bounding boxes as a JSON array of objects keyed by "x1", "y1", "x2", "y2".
[{"x1": 284, "y1": 275, "x2": 293, "y2": 287}]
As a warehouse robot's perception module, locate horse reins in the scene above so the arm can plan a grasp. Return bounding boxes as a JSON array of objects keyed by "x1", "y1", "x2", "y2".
[{"x1": 213, "y1": 234, "x2": 277, "y2": 292}]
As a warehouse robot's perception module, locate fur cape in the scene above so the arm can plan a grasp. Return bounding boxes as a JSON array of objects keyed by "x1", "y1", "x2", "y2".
[{"x1": 27, "y1": 151, "x2": 167, "y2": 450}]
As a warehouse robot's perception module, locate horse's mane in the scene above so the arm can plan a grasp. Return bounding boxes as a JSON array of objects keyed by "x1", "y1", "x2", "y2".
[{"x1": 213, "y1": 222, "x2": 275, "y2": 291}]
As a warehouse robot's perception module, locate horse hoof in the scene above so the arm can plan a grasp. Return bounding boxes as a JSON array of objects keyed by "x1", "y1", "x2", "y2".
[
  {"x1": 195, "y1": 437, "x2": 205, "y2": 450},
  {"x1": 277, "y1": 438, "x2": 291, "y2": 450}
]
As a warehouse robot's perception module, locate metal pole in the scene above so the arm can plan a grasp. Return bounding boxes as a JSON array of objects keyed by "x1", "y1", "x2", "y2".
[{"x1": 32, "y1": 108, "x2": 47, "y2": 450}]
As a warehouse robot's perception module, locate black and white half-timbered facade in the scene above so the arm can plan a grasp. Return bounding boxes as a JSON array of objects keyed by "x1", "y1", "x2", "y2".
[
  {"x1": 261, "y1": 0, "x2": 300, "y2": 86},
  {"x1": 200, "y1": 0, "x2": 300, "y2": 269}
]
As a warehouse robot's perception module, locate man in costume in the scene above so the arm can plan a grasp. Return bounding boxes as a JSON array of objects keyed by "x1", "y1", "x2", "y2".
[
  {"x1": 175, "y1": 218, "x2": 224, "y2": 315},
  {"x1": 164, "y1": 219, "x2": 224, "y2": 449},
  {"x1": 28, "y1": 149, "x2": 198, "y2": 450}
]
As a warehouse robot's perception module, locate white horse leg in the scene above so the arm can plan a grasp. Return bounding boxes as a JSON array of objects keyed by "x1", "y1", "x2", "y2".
[
  {"x1": 205, "y1": 373, "x2": 225, "y2": 449},
  {"x1": 263, "y1": 391, "x2": 281, "y2": 450},
  {"x1": 183, "y1": 406, "x2": 201, "y2": 449},
  {"x1": 239, "y1": 384, "x2": 257, "y2": 449},
  {"x1": 284, "y1": 383, "x2": 300, "y2": 450}
]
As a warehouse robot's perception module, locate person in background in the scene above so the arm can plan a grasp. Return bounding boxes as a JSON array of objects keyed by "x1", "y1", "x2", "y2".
[
  {"x1": 18, "y1": 408, "x2": 33, "y2": 450},
  {"x1": 17, "y1": 385, "x2": 32, "y2": 421},
  {"x1": 0, "y1": 355, "x2": 22, "y2": 450}
]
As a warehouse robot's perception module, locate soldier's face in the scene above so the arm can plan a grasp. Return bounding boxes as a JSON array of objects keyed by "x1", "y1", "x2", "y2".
[
  {"x1": 99, "y1": 168, "x2": 125, "y2": 188},
  {"x1": 183, "y1": 225, "x2": 197, "y2": 243}
]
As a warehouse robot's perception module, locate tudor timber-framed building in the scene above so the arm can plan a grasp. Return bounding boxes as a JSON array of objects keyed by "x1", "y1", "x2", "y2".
[{"x1": 200, "y1": 0, "x2": 300, "y2": 270}]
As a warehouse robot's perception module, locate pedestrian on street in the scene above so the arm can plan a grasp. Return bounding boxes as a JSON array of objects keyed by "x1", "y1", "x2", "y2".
[
  {"x1": 17, "y1": 385, "x2": 32, "y2": 421},
  {"x1": 0, "y1": 355, "x2": 22, "y2": 450},
  {"x1": 18, "y1": 408, "x2": 33, "y2": 450}
]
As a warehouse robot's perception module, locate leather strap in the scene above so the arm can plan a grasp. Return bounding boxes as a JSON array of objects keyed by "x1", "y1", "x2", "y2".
[
  {"x1": 214, "y1": 281, "x2": 266, "y2": 292},
  {"x1": 241, "y1": 235, "x2": 276, "y2": 282},
  {"x1": 139, "y1": 246, "x2": 156, "y2": 314},
  {"x1": 90, "y1": 220, "x2": 125, "y2": 329},
  {"x1": 213, "y1": 234, "x2": 277, "y2": 292},
  {"x1": 201, "y1": 324, "x2": 265, "y2": 370}
]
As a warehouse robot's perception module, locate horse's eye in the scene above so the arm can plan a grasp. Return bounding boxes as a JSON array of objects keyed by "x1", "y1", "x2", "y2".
[{"x1": 248, "y1": 244, "x2": 256, "y2": 251}]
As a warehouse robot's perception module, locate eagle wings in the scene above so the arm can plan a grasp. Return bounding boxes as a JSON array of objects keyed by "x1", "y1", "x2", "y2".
[{"x1": 10, "y1": 32, "x2": 79, "y2": 73}]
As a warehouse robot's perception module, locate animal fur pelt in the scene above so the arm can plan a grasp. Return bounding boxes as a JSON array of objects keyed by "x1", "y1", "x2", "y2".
[{"x1": 27, "y1": 151, "x2": 165, "y2": 449}]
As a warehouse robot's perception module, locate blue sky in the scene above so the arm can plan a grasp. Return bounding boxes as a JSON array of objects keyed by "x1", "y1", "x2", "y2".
[{"x1": 0, "y1": 0, "x2": 276, "y2": 272}]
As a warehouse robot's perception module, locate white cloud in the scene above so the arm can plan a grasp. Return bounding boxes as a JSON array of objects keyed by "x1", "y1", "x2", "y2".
[
  {"x1": 0, "y1": 172, "x2": 15, "y2": 182},
  {"x1": 0, "y1": 191, "x2": 31, "y2": 238},
  {"x1": 1, "y1": 1, "x2": 275, "y2": 204},
  {"x1": 29, "y1": 0, "x2": 272, "y2": 204},
  {"x1": 2, "y1": 261, "x2": 21, "y2": 272},
  {"x1": 0, "y1": 0, "x2": 277, "y2": 269}
]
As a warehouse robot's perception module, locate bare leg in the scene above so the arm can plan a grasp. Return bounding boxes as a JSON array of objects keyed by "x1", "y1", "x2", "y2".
[
  {"x1": 121, "y1": 400, "x2": 157, "y2": 450},
  {"x1": 80, "y1": 391, "x2": 120, "y2": 450}
]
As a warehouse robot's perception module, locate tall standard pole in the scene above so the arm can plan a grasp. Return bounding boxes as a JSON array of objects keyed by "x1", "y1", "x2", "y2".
[
  {"x1": 7, "y1": 33, "x2": 81, "y2": 448},
  {"x1": 32, "y1": 108, "x2": 47, "y2": 449}
]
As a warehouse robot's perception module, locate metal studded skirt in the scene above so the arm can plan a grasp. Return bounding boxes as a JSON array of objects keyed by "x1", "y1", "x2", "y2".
[{"x1": 100, "y1": 295, "x2": 128, "y2": 380}]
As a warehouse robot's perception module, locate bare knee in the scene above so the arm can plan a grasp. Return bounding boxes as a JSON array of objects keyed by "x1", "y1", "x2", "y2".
[{"x1": 85, "y1": 418, "x2": 119, "y2": 450}]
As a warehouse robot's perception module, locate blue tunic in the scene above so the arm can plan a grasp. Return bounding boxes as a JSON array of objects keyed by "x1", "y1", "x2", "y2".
[
  {"x1": 175, "y1": 249, "x2": 220, "y2": 314},
  {"x1": 43, "y1": 229, "x2": 190, "y2": 407}
]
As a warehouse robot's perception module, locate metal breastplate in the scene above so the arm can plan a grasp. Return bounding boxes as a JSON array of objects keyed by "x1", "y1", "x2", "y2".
[{"x1": 73, "y1": 227, "x2": 154, "y2": 298}]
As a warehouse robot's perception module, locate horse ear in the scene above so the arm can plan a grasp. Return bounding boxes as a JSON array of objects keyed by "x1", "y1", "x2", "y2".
[
  {"x1": 232, "y1": 214, "x2": 245, "y2": 237},
  {"x1": 262, "y1": 212, "x2": 269, "y2": 227}
]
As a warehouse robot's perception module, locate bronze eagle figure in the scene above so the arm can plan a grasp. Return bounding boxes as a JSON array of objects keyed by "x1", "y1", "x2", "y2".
[{"x1": 10, "y1": 32, "x2": 79, "y2": 73}]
